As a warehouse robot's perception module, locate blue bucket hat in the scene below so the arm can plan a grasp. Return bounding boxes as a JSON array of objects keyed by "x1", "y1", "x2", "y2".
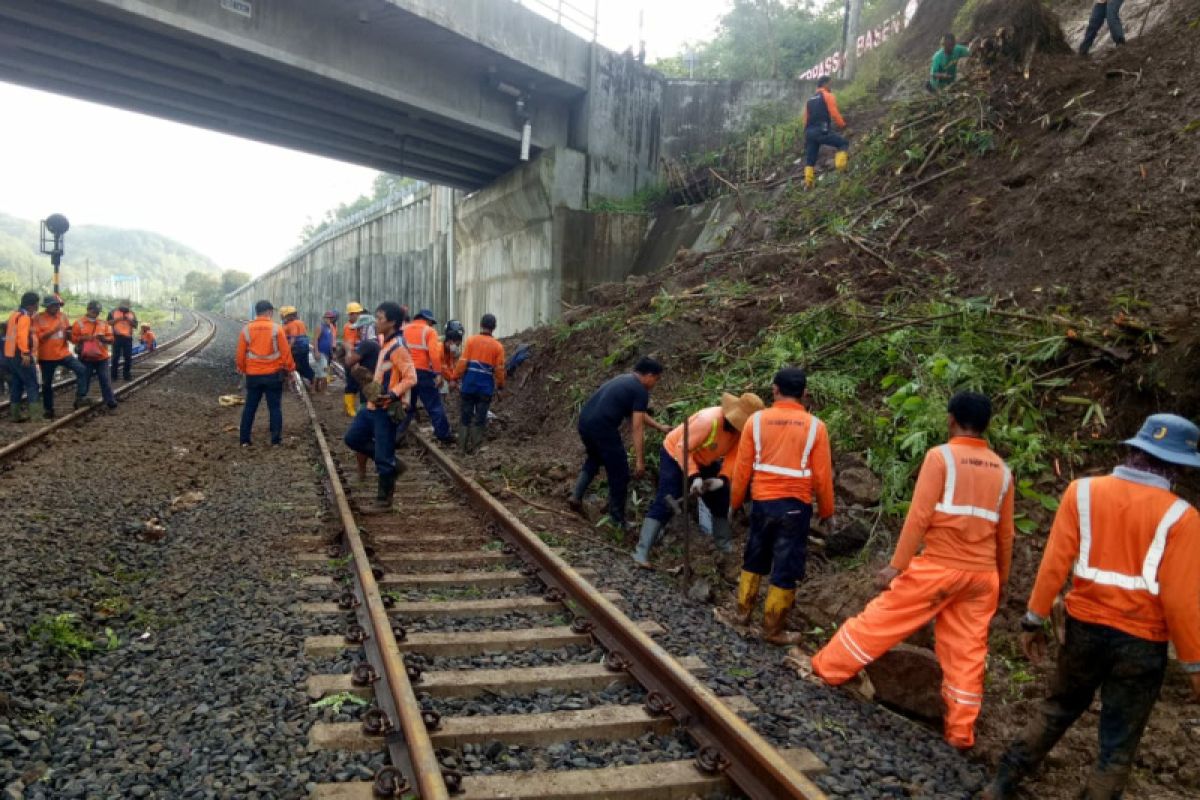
[
  {"x1": 415, "y1": 308, "x2": 437, "y2": 324},
  {"x1": 1124, "y1": 413, "x2": 1200, "y2": 467}
]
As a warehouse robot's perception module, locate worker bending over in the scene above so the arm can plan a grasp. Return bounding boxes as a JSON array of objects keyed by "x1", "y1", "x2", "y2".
[
  {"x1": 343, "y1": 314, "x2": 381, "y2": 481},
  {"x1": 454, "y1": 313, "x2": 506, "y2": 455},
  {"x1": 568, "y1": 357, "x2": 670, "y2": 530},
  {"x1": 72, "y1": 301, "x2": 118, "y2": 409},
  {"x1": 33, "y1": 295, "x2": 87, "y2": 418},
  {"x1": 236, "y1": 300, "x2": 295, "y2": 447},
  {"x1": 344, "y1": 302, "x2": 417, "y2": 510},
  {"x1": 280, "y1": 306, "x2": 315, "y2": 388},
  {"x1": 726, "y1": 368, "x2": 834, "y2": 645},
  {"x1": 803, "y1": 75, "x2": 849, "y2": 189},
  {"x1": 397, "y1": 308, "x2": 454, "y2": 444},
  {"x1": 633, "y1": 392, "x2": 764, "y2": 572},
  {"x1": 139, "y1": 324, "x2": 157, "y2": 352},
  {"x1": 928, "y1": 33, "x2": 972, "y2": 91},
  {"x1": 5, "y1": 292, "x2": 41, "y2": 421},
  {"x1": 796, "y1": 391, "x2": 1013, "y2": 750},
  {"x1": 985, "y1": 414, "x2": 1200, "y2": 799}
]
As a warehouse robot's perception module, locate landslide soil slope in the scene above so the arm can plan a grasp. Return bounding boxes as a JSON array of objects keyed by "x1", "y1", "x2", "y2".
[{"x1": 460, "y1": 2, "x2": 1200, "y2": 798}]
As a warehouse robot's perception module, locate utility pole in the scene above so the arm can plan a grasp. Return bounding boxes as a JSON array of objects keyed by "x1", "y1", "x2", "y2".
[{"x1": 842, "y1": 0, "x2": 864, "y2": 81}]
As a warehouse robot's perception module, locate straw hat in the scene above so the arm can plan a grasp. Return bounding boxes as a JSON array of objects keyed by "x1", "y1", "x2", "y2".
[{"x1": 720, "y1": 392, "x2": 765, "y2": 431}]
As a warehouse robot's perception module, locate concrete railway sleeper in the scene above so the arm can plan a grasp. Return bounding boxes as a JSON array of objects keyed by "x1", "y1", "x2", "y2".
[
  {"x1": 297, "y1": 388, "x2": 829, "y2": 799},
  {"x1": 0, "y1": 313, "x2": 216, "y2": 463}
]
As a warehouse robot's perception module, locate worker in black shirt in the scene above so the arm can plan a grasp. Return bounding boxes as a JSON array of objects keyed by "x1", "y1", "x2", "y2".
[{"x1": 568, "y1": 357, "x2": 670, "y2": 529}]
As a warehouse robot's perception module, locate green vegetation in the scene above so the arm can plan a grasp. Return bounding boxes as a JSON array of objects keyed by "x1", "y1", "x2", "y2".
[
  {"x1": 28, "y1": 613, "x2": 114, "y2": 660},
  {"x1": 0, "y1": 212, "x2": 224, "y2": 303},
  {"x1": 589, "y1": 184, "x2": 671, "y2": 214},
  {"x1": 310, "y1": 692, "x2": 369, "y2": 714},
  {"x1": 297, "y1": 173, "x2": 420, "y2": 246}
]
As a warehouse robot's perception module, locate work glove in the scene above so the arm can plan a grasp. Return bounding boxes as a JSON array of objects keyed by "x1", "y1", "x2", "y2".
[
  {"x1": 350, "y1": 365, "x2": 374, "y2": 386},
  {"x1": 701, "y1": 478, "x2": 725, "y2": 493},
  {"x1": 387, "y1": 399, "x2": 407, "y2": 423},
  {"x1": 689, "y1": 477, "x2": 705, "y2": 497},
  {"x1": 360, "y1": 380, "x2": 382, "y2": 404}
]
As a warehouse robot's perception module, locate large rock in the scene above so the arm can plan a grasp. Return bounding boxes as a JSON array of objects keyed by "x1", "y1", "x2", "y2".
[
  {"x1": 864, "y1": 644, "x2": 944, "y2": 721},
  {"x1": 824, "y1": 518, "x2": 871, "y2": 557},
  {"x1": 837, "y1": 467, "x2": 882, "y2": 506}
]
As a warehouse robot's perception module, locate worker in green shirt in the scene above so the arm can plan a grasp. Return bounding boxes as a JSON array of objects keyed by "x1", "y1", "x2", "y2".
[{"x1": 927, "y1": 33, "x2": 972, "y2": 92}]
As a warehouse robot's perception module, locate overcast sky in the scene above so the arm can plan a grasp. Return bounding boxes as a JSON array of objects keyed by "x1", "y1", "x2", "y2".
[{"x1": 0, "y1": 0, "x2": 730, "y2": 277}]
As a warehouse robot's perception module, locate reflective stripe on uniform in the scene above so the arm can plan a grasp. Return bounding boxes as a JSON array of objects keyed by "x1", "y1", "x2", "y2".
[
  {"x1": 243, "y1": 324, "x2": 282, "y2": 360},
  {"x1": 933, "y1": 444, "x2": 1011, "y2": 523},
  {"x1": 1073, "y1": 477, "x2": 1188, "y2": 596},
  {"x1": 466, "y1": 360, "x2": 494, "y2": 375},
  {"x1": 943, "y1": 684, "x2": 983, "y2": 706},
  {"x1": 408, "y1": 326, "x2": 432, "y2": 352},
  {"x1": 751, "y1": 412, "x2": 821, "y2": 479}
]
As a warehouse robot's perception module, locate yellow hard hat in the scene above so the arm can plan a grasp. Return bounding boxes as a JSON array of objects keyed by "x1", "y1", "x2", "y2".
[
  {"x1": 279, "y1": 305, "x2": 297, "y2": 317},
  {"x1": 346, "y1": 302, "x2": 365, "y2": 314}
]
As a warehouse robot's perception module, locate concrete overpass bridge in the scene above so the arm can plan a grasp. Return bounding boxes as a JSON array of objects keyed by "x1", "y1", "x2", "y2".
[{"x1": 0, "y1": 0, "x2": 649, "y2": 192}]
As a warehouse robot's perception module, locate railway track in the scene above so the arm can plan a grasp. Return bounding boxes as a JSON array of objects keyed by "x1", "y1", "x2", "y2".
[
  {"x1": 298, "y1": 391, "x2": 830, "y2": 800},
  {"x1": 0, "y1": 312, "x2": 215, "y2": 461}
]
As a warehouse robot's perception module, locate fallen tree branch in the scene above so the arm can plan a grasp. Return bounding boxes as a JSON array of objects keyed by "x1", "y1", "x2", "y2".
[
  {"x1": 840, "y1": 234, "x2": 894, "y2": 270},
  {"x1": 841, "y1": 164, "x2": 968, "y2": 231},
  {"x1": 885, "y1": 200, "x2": 923, "y2": 248},
  {"x1": 1077, "y1": 70, "x2": 1142, "y2": 148}
]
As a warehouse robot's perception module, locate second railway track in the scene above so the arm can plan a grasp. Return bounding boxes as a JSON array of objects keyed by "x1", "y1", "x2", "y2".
[
  {"x1": 0, "y1": 312, "x2": 216, "y2": 462},
  {"x1": 297, "y1": 389, "x2": 829, "y2": 800}
]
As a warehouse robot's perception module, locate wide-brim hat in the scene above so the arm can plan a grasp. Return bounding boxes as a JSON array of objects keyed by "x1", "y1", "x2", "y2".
[
  {"x1": 416, "y1": 308, "x2": 437, "y2": 324},
  {"x1": 720, "y1": 392, "x2": 765, "y2": 432},
  {"x1": 43, "y1": 294, "x2": 63, "y2": 307},
  {"x1": 1123, "y1": 413, "x2": 1200, "y2": 467},
  {"x1": 279, "y1": 305, "x2": 297, "y2": 317}
]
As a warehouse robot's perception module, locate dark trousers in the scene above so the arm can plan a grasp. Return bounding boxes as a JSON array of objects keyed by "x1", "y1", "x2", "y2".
[
  {"x1": 646, "y1": 447, "x2": 729, "y2": 524},
  {"x1": 460, "y1": 392, "x2": 492, "y2": 428},
  {"x1": 79, "y1": 360, "x2": 117, "y2": 407},
  {"x1": 805, "y1": 126, "x2": 849, "y2": 166},
  {"x1": 1081, "y1": 0, "x2": 1125, "y2": 54},
  {"x1": 344, "y1": 407, "x2": 400, "y2": 477},
  {"x1": 574, "y1": 426, "x2": 630, "y2": 525},
  {"x1": 39, "y1": 357, "x2": 87, "y2": 411},
  {"x1": 240, "y1": 373, "x2": 284, "y2": 444},
  {"x1": 293, "y1": 348, "x2": 315, "y2": 383},
  {"x1": 110, "y1": 336, "x2": 134, "y2": 380},
  {"x1": 400, "y1": 370, "x2": 452, "y2": 441},
  {"x1": 996, "y1": 615, "x2": 1167, "y2": 798},
  {"x1": 744, "y1": 498, "x2": 813, "y2": 589},
  {"x1": 6, "y1": 357, "x2": 39, "y2": 406}
]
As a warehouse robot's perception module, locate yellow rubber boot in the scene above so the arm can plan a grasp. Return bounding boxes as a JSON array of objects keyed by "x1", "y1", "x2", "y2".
[
  {"x1": 735, "y1": 571, "x2": 762, "y2": 623},
  {"x1": 342, "y1": 393, "x2": 357, "y2": 418},
  {"x1": 835, "y1": 151, "x2": 849, "y2": 171},
  {"x1": 804, "y1": 166, "x2": 815, "y2": 189},
  {"x1": 762, "y1": 585, "x2": 802, "y2": 646}
]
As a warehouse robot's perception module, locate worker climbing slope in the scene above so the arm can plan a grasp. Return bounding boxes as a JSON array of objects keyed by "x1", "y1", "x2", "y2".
[
  {"x1": 793, "y1": 391, "x2": 1014, "y2": 751},
  {"x1": 985, "y1": 413, "x2": 1200, "y2": 799},
  {"x1": 725, "y1": 368, "x2": 834, "y2": 645},
  {"x1": 803, "y1": 75, "x2": 850, "y2": 189},
  {"x1": 633, "y1": 392, "x2": 764, "y2": 573}
]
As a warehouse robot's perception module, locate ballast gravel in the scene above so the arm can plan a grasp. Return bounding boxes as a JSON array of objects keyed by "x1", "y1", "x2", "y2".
[{"x1": 0, "y1": 315, "x2": 341, "y2": 799}]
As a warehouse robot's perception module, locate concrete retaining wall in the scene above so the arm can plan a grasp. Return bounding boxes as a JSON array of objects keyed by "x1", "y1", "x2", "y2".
[{"x1": 660, "y1": 79, "x2": 813, "y2": 160}]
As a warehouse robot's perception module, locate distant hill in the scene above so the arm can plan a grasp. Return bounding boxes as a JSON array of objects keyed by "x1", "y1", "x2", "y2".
[{"x1": 0, "y1": 212, "x2": 222, "y2": 300}]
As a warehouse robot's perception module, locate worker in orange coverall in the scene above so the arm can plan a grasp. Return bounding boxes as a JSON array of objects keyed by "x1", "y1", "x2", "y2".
[
  {"x1": 984, "y1": 413, "x2": 1200, "y2": 800},
  {"x1": 725, "y1": 368, "x2": 834, "y2": 646},
  {"x1": 791, "y1": 391, "x2": 1014, "y2": 751}
]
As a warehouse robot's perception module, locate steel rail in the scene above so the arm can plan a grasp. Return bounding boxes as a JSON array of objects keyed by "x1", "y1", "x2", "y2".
[
  {"x1": 0, "y1": 310, "x2": 200, "y2": 414},
  {"x1": 296, "y1": 388, "x2": 449, "y2": 800},
  {"x1": 0, "y1": 313, "x2": 215, "y2": 463},
  {"x1": 417, "y1": 433, "x2": 828, "y2": 800}
]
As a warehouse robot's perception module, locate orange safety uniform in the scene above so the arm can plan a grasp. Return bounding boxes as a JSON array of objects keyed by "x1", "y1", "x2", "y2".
[
  {"x1": 368, "y1": 334, "x2": 417, "y2": 411},
  {"x1": 140, "y1": 329, "x2": 157, "y2": 350},
  {"x1": 453, "y1": 333, "x2": 506, "y2": 393},
  {"x1": 1026, "y1": 469, "x2": 1200, "y2": 667},
  {"x1": 71, "y1": 317, "x2": 114, "y2": 361},
  {"x1": 3, "y1": 310, "x2": 36, "y2": 359},
  {"x1": 663, "y1": 406, "x2": 740, "y2": 479},
  {"x1": 32, "y1": 311, "x2": 72, "y2": 361},
  {"x1": 109, "y1": 309, "x2": 136, "y2": 338},
  {"x1": 402, "y1": 318, "x2": 442, "y2": 374},
  {"x1": 283, "y1": 318, "x2": 307, "y2": 344},
  {"x1": 342, "y1": 321, "x2": 360, "y2": 353},
  {"x1": 236, "y1": 316, "x2": 296, "y2": 375},
  {"x1": 812, "y1": 436, "x2": 1015, "y2": 749},
  {"x1": 802, "y1": 86, "x2": 846, "y2": 129},
  {"x1": 730, "y1": 399, "x2": 834, "y2": 514}
]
